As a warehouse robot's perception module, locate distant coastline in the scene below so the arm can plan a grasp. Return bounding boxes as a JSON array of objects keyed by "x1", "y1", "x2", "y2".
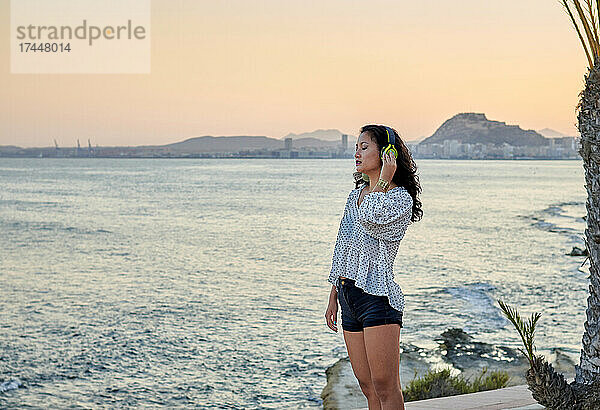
[
  {"x1": 0, "y1": 112, "x2": 581, "y2": 160},
  {"x1": 0, "y1": 152, "x2": 583, "y2": 160}
]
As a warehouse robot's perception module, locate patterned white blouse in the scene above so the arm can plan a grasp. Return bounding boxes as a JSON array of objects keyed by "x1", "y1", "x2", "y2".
[{"x1": 327, "y1": 184, "x2": 413, "y2": 313}]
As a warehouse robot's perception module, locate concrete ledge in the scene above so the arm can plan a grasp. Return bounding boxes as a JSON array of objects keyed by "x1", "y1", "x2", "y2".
[
  {"x1": 355, "y1": 382, "x2": 570, "y2": 409},
  {"x1": 351, "y1": 378, "x2": 575, "y2": 409},
  {"x1": 404, "y1": 384, "x2": 544, "y2": 409}
]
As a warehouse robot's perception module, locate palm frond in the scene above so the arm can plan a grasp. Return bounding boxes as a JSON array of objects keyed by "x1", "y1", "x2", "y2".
[
  {"x1": 584, "y1": 0, "x2": 599, "y2": 45},
  {"x1": 562, "y1": 0, "x2": 595, "y2": 67},
  {"x1": 497, "y1": 299, "x2": 542, "y2": 368},
  {"x1": 573, "y1": 0, "x2": 598, "y2": 57},
  {"x1": 586, "y1": 0, "x2": 600, "y2": 57},
  {"x1": 597, "y1": 0, "x2": 600, "y2": 35}
]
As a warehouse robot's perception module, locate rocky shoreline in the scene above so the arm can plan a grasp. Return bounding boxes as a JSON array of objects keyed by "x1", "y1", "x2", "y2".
[{"x1": 321, "y1": 328, "x2": 576, "y2": 409}]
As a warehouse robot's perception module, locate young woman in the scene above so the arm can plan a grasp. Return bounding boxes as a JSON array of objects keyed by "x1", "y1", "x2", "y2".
[{"x1": 325, "y1": 124, "x2": 422, "y2": 410}]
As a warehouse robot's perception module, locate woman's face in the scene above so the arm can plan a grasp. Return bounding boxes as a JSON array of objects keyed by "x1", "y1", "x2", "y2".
[{"x1": 355, "y1": 131, "x2": 380, "y2": 173}]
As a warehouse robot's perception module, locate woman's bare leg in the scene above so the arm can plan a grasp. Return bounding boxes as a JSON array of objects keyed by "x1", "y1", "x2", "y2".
[
  {"x1": 343, "y1": 330, "x2": 381, "y2": 410},
  {"x1": 363, "y1": 324, "x2": 404, "y2": 410}
]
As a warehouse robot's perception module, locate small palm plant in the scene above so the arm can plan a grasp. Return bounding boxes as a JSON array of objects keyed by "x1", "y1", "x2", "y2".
[
  {"x1": 497, "y1": 300, "x2": 576, "y2": 409},
  {"x1": 496, "y1": 300, "x2": 541, "y2": 368}
]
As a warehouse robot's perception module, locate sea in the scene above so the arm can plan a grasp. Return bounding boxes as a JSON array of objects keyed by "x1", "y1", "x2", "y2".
[{"x1": 0, "y1": 158, "x2": 590, "y2": 408}]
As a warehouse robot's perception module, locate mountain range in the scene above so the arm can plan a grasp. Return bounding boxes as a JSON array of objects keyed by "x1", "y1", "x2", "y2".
[
  {"x1": 157, "y1": 115, "x2": 576, "y2": 152},
  {"x1": 281, "y1": 129, "x2": 347, "y2": 142},
  {"x1": 537, "y1": 128, "x2": 574, "y2": 138},
  {"x1": 149, "y1": 134, "x2": 338, "y2": 153},
  {"x1": 1, "y1": 114, "x2": 576, "y2": 151}
]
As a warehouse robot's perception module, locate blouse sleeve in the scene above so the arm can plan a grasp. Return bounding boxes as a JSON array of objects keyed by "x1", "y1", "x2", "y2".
[{"x1": 357, "y1": 188, "x2": 413, "y2": 241}]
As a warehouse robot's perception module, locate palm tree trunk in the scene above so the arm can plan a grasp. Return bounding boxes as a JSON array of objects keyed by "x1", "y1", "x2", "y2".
[{"x1": 575, "y1": 62, "x2": 600, "y2": 386}]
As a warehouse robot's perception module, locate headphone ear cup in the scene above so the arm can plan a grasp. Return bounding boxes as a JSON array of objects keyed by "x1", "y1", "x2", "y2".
[{"x1": 381, "y1": 145, "x2": 397, "y2": 160}]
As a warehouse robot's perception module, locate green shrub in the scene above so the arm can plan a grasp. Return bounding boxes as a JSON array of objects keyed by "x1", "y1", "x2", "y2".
[{"x1": 403, "y1": 367, "x2": 510, "y2": 401}]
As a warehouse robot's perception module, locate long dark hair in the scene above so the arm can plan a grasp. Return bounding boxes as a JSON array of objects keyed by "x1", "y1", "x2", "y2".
[{"x1": 353, "y1": 124, "x2": 423, "y2": 223}]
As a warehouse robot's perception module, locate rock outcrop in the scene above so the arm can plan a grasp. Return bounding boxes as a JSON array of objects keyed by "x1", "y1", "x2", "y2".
[{"x1": 420, "y1": 113, "x2": 549, "y2": 147}]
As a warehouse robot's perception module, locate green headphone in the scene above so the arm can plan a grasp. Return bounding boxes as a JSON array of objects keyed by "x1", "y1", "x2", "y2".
[
  {"x1": 380, "y1": 126, "x2": 399, "y2": 160},
  {"x1": 361, "y1": 125, "x2": 399, "y2": 182}
]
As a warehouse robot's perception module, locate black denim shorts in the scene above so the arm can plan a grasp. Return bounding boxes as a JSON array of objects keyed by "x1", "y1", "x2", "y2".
[{"x1": 337, "y1": 277, "x2": 403, "y2": 332}]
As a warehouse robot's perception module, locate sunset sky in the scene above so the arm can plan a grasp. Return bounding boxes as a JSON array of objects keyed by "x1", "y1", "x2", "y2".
[{"x1": 0, "y1": 0, "x2": 589, "y2": 148}]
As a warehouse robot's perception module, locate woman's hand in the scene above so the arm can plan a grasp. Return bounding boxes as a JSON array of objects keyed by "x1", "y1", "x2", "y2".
[
  {"x1": 325, "y1": 299, "x2": 338, "y2": 333},
  {"x1": 380, "y1": 150, "x2": 397, "y2": 182}
]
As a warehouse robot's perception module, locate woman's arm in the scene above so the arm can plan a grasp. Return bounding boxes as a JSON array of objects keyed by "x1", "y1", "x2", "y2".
[{"x1": 358, "y1": 188, "x2": 413, "y2": 241}]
